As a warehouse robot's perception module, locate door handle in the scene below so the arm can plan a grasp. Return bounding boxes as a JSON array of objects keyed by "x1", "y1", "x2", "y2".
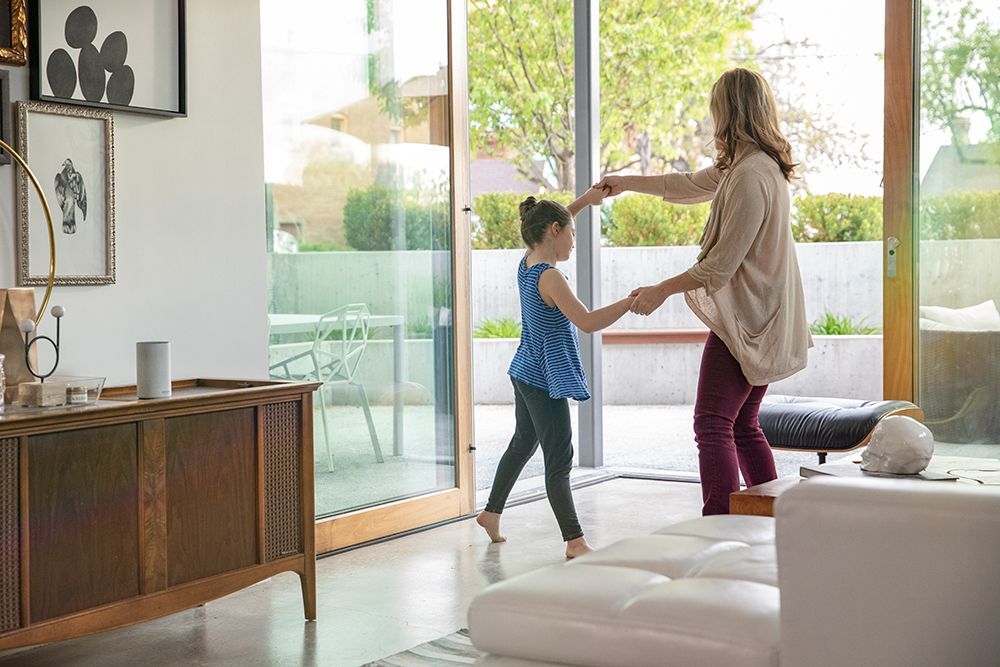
[{"x1": 887, "y1": 236, "x2": 901, "y2": 278}]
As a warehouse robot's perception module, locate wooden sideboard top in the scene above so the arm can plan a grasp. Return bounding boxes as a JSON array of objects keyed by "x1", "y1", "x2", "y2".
[{"x1": 0, "y1": 378, "x2": 321, "y2": 436}]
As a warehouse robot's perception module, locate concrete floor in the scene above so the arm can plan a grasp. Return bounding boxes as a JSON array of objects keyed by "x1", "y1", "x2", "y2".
[
  {"x1": 316, "y1": 403, "x2": 819, "y2": 516},
  {"x1": 0, "y1": 478, "x2": 703, "y2": 667}
]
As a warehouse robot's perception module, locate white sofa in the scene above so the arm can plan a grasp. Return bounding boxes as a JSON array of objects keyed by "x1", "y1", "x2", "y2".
[{"x1": 468, "y1": 477, "x2": 1000, "y2": 667}]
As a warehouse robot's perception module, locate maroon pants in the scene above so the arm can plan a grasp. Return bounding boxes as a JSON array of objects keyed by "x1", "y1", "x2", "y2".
[{"x1": 694, "y1": 332, "x2": 777, "y2": 515}]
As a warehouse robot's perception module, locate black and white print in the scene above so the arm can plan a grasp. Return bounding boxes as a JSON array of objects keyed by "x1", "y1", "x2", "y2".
[
  {"x1": 15, "y1": 101, "x2": 116, "y2": 286},
  {"x1": 31, "y1": 0, "x2": 185, "y2": 116}
]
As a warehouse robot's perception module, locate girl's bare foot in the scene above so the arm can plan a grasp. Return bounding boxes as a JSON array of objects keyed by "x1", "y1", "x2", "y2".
[
  {"x1": 476, "y1": 511, "x2": 506, "y2": 543},
  {"x1": 565, "y1": 536, "x2": 593, "y2": 559}
]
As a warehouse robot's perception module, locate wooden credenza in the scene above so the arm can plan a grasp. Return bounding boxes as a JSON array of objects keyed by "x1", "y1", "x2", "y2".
[{"x1": 0, "y1": 378, "x2": 320, "y2": 650}]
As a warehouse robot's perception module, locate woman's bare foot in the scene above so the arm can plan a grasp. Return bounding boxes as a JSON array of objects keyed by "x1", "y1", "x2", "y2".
[
  {"x1": 565, "y1": 536, "x2": 593, "y2": 559},
  {"x1": 476, "y1": 511, "x2": 506, "y2": 543}
]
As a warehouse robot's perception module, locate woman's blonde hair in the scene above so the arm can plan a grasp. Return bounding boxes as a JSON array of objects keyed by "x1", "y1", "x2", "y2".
[{"x1": 709, "y1": 68, "x2": 797, "y2": 181}]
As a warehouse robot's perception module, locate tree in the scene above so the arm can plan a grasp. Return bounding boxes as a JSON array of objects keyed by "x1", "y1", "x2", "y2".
[
  {"x1": 468, "y1": 0, "x2": 757, "y2": 191},
  {"x1": 739, "y1": 36, "x2": 876, "y2": 194},
  {"x1": 920, "y1": 0, "x2": 1000, "y2": 148}
]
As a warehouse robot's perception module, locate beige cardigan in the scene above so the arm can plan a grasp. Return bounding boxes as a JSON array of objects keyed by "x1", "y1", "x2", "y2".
[{"x1": 663, "y1": 150, "x2": 812, "y2": 385}]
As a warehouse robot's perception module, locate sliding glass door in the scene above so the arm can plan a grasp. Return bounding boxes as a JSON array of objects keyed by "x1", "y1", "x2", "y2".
[
  {"x1": 261, "y1": 0, "x2": 473, "y2": 552},
  {"x1": 886, "y1": 0, "x2": 998, "y2": 458},
  {"x1": 915, "y1": 1, "x2": 999, "y2": 451}
]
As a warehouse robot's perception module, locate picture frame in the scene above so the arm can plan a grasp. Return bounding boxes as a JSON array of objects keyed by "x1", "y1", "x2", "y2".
[
  {"x1": 0, "y1": 69, "x2": 10, "y2": 166},
  {"x1": 16, "y1": 101, "x2": 116, "y2": 286},
  {"x1": 29, "y1": 0, "x2": 186, "y2": 117},
  {"x1": 0, "y1": 0, "x2": 27, "y2": 66}
]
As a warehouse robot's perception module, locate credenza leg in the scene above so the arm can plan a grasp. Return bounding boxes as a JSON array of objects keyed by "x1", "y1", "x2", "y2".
[{"x1": 300, "y1": 560, "x2": 317, "y2": 621}]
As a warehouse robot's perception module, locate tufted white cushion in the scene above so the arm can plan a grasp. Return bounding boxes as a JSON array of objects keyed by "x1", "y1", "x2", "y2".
[
  {"x1": 469, "y1": 516, "x2": 780, "y2": 667},
  {"x1": 470, "y1": 478, "x2": 1000, "y2": 667}
]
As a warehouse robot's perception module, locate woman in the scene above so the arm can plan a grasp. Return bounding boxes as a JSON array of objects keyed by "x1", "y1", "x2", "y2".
[{"x1": 595, "y1": 68, "x2": 812, "y2": 515}]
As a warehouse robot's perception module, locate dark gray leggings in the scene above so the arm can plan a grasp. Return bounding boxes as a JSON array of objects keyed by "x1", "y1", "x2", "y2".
[{"x1": 484, "y1": 378, "x2": 583, "y2": 542}]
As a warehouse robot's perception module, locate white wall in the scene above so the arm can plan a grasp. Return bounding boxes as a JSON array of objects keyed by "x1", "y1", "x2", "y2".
[{"x1": 0, "y1": 0, "x2": 268, "y2": 385}]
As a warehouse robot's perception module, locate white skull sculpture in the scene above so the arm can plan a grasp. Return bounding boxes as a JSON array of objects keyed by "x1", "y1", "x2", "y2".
[{"x1": 860, "y1": 415, "x2": 934, "y2": 474}]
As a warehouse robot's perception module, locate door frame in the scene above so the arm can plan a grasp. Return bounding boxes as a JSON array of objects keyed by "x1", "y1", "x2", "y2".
[
  {"x1": 883, "y1": 0, "x2": 919, "y2": 402},
  {"x1": 313, "y1": 0, "x2": 474, "y2": 554}
]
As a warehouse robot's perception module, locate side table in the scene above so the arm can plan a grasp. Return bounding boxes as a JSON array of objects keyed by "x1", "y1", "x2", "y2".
[{"x1": 729, "y1": 476, "x2": 802, "y2": 517}]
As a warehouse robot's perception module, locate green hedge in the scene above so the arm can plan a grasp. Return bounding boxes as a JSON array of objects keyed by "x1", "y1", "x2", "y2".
[
  {"x1": 467, "y1": 189, "x2": 1000, "y2": 249},
  {"x1": 343, "y1": 186, "x2": 450, "y2": 251},
  {"x1": 791, "y1": 193, "x2": 882, "y2": 242},
  {"x1": 606, "y1": 195, "x2": 708, "y2": 247},
  {"x1": 472, "y1": 191, "x2": 575, "y2": 249},
  {"x1": 791, "y1": 191, "x2": 1000, "y2": 242},
  {"x1": 920, "y1": 190, "x2": 1000, "y2": 240}
]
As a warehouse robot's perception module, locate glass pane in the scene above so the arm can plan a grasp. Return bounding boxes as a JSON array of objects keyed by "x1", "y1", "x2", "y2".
[
  {"x1": 261, "y1": 0, "x2": 456, "y2": 517},
  {"x1": 598, "y1": 0, "x2": 885, "y2": 477},
  {"x1": 917, "y1": 1, "x2": 1000, "y2": 453},
  {"x1": 466, "y1": 1, "x2": 581, "y2": 497}
]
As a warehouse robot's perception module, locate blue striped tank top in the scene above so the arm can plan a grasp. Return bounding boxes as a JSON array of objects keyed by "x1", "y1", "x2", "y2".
[{"x1": 508, "y1": 257, "x2": 590, "y2": 401}]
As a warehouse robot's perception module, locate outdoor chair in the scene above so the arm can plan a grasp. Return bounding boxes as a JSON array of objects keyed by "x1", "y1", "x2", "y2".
[{"x1": 268, "y1": 304, "x2": 384, "y2": 471}]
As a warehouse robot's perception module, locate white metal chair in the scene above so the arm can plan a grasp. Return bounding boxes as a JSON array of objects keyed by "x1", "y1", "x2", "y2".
[{"x1": 269, "y1": 304, "x2": 384, "y2": 471}]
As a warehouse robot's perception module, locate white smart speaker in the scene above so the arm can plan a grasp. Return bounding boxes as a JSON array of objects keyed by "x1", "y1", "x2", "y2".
[{"x1": 136, "y1": 341, "x2": 171, "y2": 399}]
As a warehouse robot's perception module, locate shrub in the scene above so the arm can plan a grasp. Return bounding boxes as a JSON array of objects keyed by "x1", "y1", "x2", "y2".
[
  {"x1": 298, "y1": 241, "x2": 355, "y2": 252},
  {"x1": 343, "y1": 186, "x2": 450, "y2": 251},
  {"x1": 472, "y1": 191, "x2": 575, "y2": 249},
  {"x1": 920, "y1": 190, "x2": 1000, "y2": 240},
  {"x1": 809, "y1": 312, "x2": 881, "y2": 335},
  {"x1": 792, "y1": 193, "x2": 883, "y2": 242},
  {"x1": 791, "y1": 191, "x2": 1000, "y2": 243},
  {"x1": 474, "y1": 318, "x2": 522, "y2": 338},
  {"x1": 604, "y1": 194, "x2": 708, "y2": 247}
]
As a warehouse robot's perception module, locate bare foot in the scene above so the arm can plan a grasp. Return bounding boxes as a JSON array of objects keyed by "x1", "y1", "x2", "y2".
[
  {"x1": 565, "y1": 536, "x2": 593, "y2": 559},
  {"x1": 476, "y1": 511, "x2": 506, "y2": 543}
]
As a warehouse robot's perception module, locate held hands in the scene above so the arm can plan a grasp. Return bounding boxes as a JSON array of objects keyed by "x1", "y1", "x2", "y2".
[
  {"x1": 592, "y1": 175, "x2": 626, "y2": 197},
  {"x1": 629, "y1": 283, "x2": 670, "y2": 316}
]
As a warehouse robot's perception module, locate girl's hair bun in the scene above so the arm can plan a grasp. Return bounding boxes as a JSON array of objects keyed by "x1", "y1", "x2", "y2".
[{"x1": 518, "y1": 196, "x2": 538, "y2": 220}]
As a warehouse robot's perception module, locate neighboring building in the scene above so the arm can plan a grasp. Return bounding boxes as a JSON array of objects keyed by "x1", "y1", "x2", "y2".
[
  {"x1": 922, "y1": 142, "x2": 1000, "y2": 196},
  {"x1": 271, "y1": 68, "x2": 450, "y2": 247},
  {"x1": 471, "y1": 157, "x2": 541, "y2": 198}
]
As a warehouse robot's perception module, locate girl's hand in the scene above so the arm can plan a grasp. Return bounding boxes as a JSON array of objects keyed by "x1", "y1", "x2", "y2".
[
  {"x1": 582, "y1": 186, "x2": 607, "y2": 206},
  {"x1": 629, "y1": 283, "x2": 670, "y2": 316},
  {"x1": 592, "y1": 175, "x2": 626, "y2": 197}
]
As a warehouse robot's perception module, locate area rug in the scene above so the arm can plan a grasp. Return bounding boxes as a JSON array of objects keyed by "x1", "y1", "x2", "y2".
[{"x1": 363, "y1": 629, "x2": 486, "y2": 665}]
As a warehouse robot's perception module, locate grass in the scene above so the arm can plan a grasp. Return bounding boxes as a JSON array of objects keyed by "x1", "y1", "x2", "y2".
[{"x1": 809, "y1": 312, "x2": 881, "y2": 335}]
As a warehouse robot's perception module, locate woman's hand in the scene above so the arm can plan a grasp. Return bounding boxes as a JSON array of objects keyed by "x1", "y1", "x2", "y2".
[
  {"x1": 592, "y1": 175, "x2": 626, "y2": 197},
  {"x1": 629, "y1": 283, "x2": 670, "y2": 316}
]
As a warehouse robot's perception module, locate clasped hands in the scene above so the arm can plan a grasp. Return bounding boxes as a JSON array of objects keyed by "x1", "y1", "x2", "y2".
[
  {"x1": 584, "y1": 177, "x2": 669, "y2": 317},
  {"x1": 628, "y1": 283, "x2": 670, "y2": 316}
]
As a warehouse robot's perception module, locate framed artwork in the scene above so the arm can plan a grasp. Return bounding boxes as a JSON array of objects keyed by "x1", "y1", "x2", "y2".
[
  {"x1": 29, "y1": 1, "x2": 186, "y2": 117},
  {"x1": 0, "y1": 0, "x2": 27, "y2": 66},
  {"x1": 0, "y1": 69, "x2": 9, "y2": 165},
  {"x1": 16, "y1": 101, "x2": 116, "y2": 286}
]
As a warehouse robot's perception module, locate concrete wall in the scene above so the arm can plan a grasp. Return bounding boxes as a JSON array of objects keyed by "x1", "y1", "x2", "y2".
[
  {"x1": 470, "y1": 243, "x2": 886, "y2": 330},
  {"x1": 473, "y1": 336, "x2": 883, "y2": 405},
  {"x1": 0, "y1": 0, "x2": 269, "y2": 385}
]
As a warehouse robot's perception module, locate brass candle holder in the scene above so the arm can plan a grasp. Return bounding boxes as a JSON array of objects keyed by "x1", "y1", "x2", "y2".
[{"x1": 0, "y1": 137, "x2": 64, "y2": 390}]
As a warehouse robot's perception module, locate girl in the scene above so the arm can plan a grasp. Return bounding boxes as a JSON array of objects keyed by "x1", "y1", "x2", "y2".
[
  {"x1": 476, "y1": 187, "x2": 634, "y2": 559},
  {"x1": 595, "y1": 68, "x2": 812, "y2": 516}
]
